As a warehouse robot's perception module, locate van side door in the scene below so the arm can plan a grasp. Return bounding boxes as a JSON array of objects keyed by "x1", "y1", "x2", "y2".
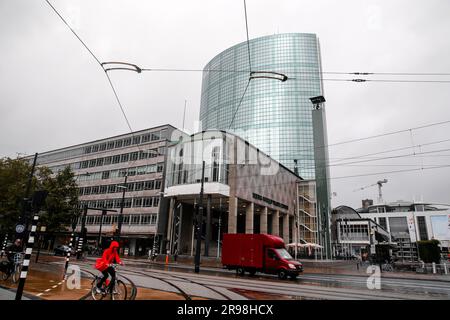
[{"x1": 265, "y1": 248, "x2": 279, "y2": 274}]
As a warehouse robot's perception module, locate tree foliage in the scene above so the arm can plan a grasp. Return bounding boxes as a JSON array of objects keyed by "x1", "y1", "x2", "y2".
[
  {"x1": 418, "y1": 239, "x2": 441, "y2": 263},
  {"x1": 0, "y1": 157, "x2": 79, "y2": 233}
]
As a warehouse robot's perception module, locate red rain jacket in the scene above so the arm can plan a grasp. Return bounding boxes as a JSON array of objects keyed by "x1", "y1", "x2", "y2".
[{"x1": 95, "y1": 241, "x2": 122, "y2": 272}]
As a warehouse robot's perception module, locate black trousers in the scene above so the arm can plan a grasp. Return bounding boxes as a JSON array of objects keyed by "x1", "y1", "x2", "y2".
[{"x1": 97, "y1": 266, "x2": 116, "y2": 291}]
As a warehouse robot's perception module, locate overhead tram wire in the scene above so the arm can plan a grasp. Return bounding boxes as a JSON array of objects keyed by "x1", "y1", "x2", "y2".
[{"x1": 44, "y1": 0, "x2": 147, "y2": 156}]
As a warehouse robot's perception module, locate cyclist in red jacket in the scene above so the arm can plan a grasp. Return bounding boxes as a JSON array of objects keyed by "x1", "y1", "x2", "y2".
[{"x1": 94, "y1": 241, "x2": 123, "y2": 293}]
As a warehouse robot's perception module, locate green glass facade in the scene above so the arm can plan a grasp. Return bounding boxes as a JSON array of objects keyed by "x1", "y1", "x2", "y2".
[{"x1": 199, "y1": 33, "x2": 325, "y2": 179}]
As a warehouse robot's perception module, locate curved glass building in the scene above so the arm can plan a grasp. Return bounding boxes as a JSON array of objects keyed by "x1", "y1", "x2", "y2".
[
  {"x1": 200, "y1": 33, "x2": 332, "y2": 257},
  {"x1": 199, "y1": 33, "x2": 327, "y2": 180}
]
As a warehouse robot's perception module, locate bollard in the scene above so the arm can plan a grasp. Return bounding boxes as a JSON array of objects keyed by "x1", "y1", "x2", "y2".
[
  {"x1": 165, "y1": 253, "x2": 169, "y2": 265},
  {"x1": 432, "y1": 262, "x2": 436, "y2": 274},
  {"x1": 444, "y1": 263, "x2": 448, "y2": 275}
]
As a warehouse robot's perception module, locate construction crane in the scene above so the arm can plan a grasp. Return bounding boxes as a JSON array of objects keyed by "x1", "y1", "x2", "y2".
[{"x1": 353, "y1": 179, "x2": 388, "y2": 204}]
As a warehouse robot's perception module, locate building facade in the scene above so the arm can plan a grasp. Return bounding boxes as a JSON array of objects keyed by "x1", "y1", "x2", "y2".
[
  {"x1": 30, "y1": 124, "x2": 176, "y2": 256},
  {"x1": 199, "y1": 33, "x2": 332, "y2": 257},
  {"x1": 358, "y1": 201, "x2": 450, "y2": 261},
  {"x1": 162, "y1": 130, "x2": 303, "y2": 258},
  {"x1": 331, "y1": 206, "x2": 390, "y2": 261}
]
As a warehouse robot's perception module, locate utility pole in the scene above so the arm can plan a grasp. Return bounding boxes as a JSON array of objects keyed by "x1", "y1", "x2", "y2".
[
  {"x1": 194, "y1": 161, "x2": 205, "y2": 273},
  {"x1": 77, "y1": 204, "x2": 88, "y2": 259}
]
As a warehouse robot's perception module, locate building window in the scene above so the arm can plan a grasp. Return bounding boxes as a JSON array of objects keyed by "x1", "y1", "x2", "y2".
[
  {"x1": 133, "y1": 198, "x2": 143, "y2": 207},
  {"x1": 102, "y1": 171, "x2": 110, "y2": 179},
  {"x1": 99, "y1": 143, "x2": 107, "y2": 151},
  {"x1": 104, "y1": 156, "x2": 112, "y2": 165},
  {"x1": 107, "y1": 141, "x2": 115, "y2": 150},
  {"x1": 144, "y1": 181, "x2": 154, "y2": 190},
  {"x1": 91, "y1": 186, "x2": 99, "y2": 195},
  {"x1": 128, "y1": 167, "x2": 136, "y2": 176},
  {"x1": 143, "y1": 197, "x2": 153, "y2": 207},
  {"x1": 124, "y1": 198, "x2": 132, "y2": 208},
  {"x1": 123, "y1": 138, "x2": 132, "y2": 146},
  {"x1": 113, "y1": 140, "x2": 123, "y2": 148},
  {"x1": 378, "y1": 217, "x2": 387, "y2": 230},
  {"x1": 92, "y1": 145, "x2": 99, "y2": 153},
  {"x1": 107, "y1": 185, "x2": 116, "y2": 193},
  {"x1": 157, "y1": 164, "x2": 164, "y2": 172},
  {"x1": 121, "y1": 154, "x2": 129, "y2": 162},
  {"x1": 84, "y1": 187, "x2": 91, "y2": 195},
  {"x1": 153, "y1": 197, "x2": 160, "y2": 207},
  {"x1": 131, "y1": 215, "x2": 141, "y2": 225},
  {"x1": 132, "y1": 136, "x2": 141, "y2": 145},
  {"x1": 81, "y1": 161, "x2": 89, "y2": 169},
  {"x1": 135, "y1": 182, "x2": 144, "y2": 191},
  {"x1": 130, "y1": 152, "x2": 139, "y2": 161},
  {"x1": 99, "y1": 185, "x2": 107, "y2": 194},
  {"x1": 142, "y1": 134, "x2": 151, "y2": 143},
  {"x1": 112, "y1": 155, "x2": 121, "y2": 164},
  {"x1": 155, "y1": 180, "x2": 162, "y2": 190},
  {"x1": 141, "y1": 215, "x2": 151, "y2": 224},
  {"x1": 417, "y1": 216, "x2": 428, "y2": 241}
]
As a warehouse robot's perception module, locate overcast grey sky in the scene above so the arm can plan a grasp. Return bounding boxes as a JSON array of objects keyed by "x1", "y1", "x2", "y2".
[{"x1": 1, "y1": 0, "x2": 449, "y2": 209}]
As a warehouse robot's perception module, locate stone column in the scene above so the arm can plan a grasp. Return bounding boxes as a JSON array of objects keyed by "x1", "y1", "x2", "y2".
[
  {"x1": 228, "y1": 196, "x2": 238, "y2": 233},
  {"x1": 260, "y1": 207, "x2": 268, "y2": 234},
  {"x1": 272, "y1": 210, "x2": 279, "y2": 236},
  {"x1": 245, "y1": 202, "x2": 254, "y2": 234},
  {"x1": 283, "y1": 214, "x2": 290, "y2": 244}
]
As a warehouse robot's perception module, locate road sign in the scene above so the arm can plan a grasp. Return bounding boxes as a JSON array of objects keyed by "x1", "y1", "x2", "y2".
[{"x1": 15, "y1": 224, "x2": 25, "y2": 234}]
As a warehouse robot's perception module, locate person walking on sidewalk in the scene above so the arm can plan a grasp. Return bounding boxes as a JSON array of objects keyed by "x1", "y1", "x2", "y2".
[{"x1": 94, "y1": 241, "x2": 123, "y2": 294}]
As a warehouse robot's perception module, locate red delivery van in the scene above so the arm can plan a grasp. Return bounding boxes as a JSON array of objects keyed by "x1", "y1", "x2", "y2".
[{"x1": 222, "y1": 233, "x2": 303, "y2": 280}]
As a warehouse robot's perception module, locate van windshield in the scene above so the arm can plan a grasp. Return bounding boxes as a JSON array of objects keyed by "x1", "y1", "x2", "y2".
[{"x1": 275, "y1": 248, "x2": 293, "y2": 260}]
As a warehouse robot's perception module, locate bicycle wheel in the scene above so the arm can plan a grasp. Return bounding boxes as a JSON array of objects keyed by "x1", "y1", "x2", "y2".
[
  {"x1": 112, "y1": 280, "x2": 127, "y2": 300},
  {"x1": 12, "y1": 264, "x2": 21, "y2": 283},
  {"x1": 91, "y1": 278, "x2": 105, "y2": 300},
  {"x1": 0, "y1": 270, "x2": 8, "y2": 281}
]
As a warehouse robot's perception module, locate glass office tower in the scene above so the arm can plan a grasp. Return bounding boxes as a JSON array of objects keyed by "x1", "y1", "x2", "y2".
[
  {"x1": 200, "y1": 33, "x2": 332, "y2": 257},
  {"x1": 199, "y1": 33, "x2": 326, "y2": 180}
]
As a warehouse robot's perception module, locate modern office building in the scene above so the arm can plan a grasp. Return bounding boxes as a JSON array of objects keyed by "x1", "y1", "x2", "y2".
[
  {"x1": 162, "y1": 130, "x2": 303, "y2": 258},
  {"x1": 28, "y1": 124, "x2": 177, "y2": 256},
  {"x1": 199, "y1": 33, "x2": 332, "y2": 258},
  {"x1": 331, "y1": 206, "x2": 390, "y2": 261},
  {"x1": 358, "y1": 200, "x2": 450, "y2": 261}
]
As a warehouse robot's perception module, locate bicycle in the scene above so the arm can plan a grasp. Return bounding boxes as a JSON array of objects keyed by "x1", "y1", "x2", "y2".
[
  {"x1": 0, "y1": 253, "x2": 24, "y2": 283},
  {"x1": 381, "y1": 261, "x2": 394, "y2": 272},
  {"x1": 90, "y1": 264, "x2": 127, "y2": 300}
]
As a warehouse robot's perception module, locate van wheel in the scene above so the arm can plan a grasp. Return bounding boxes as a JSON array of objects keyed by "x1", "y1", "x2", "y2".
[
  {"x1": 248, "y1": 269, "x2": 256, "y2": 276},
  {"x1": 289, "y1": 274, "x2": 298, "y2": 280},
  {"x1": 278, "y1": 270, "x2": 287, "y2": 280},
  {"x1": 237, "y1": 268, "x2": 245, "y2": 276}
]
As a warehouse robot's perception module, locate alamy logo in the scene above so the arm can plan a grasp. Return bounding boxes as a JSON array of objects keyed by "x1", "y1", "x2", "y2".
[
  {"x1": 66, "y1": 265, "x2": 81, "y2": 290},
  {"x1": 366, "y1": 265, "x2": 381, "y2": 290}
]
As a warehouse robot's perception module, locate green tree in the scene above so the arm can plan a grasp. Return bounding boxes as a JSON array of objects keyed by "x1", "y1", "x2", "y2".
[
  {"x1": 0, "y1": 157, "x2": 79, "y2": 234},
  {"x1": 418, "y1": 239, "x2": 441, "y2": 263}
]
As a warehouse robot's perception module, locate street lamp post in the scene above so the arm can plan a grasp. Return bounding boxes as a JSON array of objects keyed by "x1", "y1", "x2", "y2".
[
  {"x1": 98, "y1": 209, "x2": 107, "y2": 249},
  {"x1": 116, "y1": 175, "x2": 128, "y2": 242}
]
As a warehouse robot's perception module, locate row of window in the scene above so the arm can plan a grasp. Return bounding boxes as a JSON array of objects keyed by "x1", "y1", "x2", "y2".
[
  {"x1": 80, "y1": 148, "x2": 164, "y2": 169},
  {"x1": 79, "y1": 196, "x2": 160, "y2": 209},
  {"x1": 84, "y1": 130, "x2": 166, "y2": 154},
  {"x1": 79, "y1": 179, "x2": 162, "y2": 195},
  {"x1": 80, "y1": 214, "x2": 157, "y2": 226},
  {"x1": 76, "y1": 163, "x2": 164, "y2": 181}
]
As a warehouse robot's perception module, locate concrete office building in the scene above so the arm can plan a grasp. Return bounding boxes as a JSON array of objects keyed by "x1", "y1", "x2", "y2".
[
  {"x1": 358, "y1": 201, "x2": 450, "y2": 261},
  {"x1": 161, "y1": 130, "x2": 303, "y2": 258},
  {"x1": 199, "y1": 33, "x2": 332, "y2": 258},
  {"x1": 29, "y1": 124, "x2": 176, "y2": 256}
]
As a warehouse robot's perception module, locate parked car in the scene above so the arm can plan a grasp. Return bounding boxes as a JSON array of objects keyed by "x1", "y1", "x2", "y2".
[
  {"x1": 54, "y1": 245, "x2": 71, "y2": 256},
  {"x1": 222, "y1": 233, "x2": 303, "y2": 280}
]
